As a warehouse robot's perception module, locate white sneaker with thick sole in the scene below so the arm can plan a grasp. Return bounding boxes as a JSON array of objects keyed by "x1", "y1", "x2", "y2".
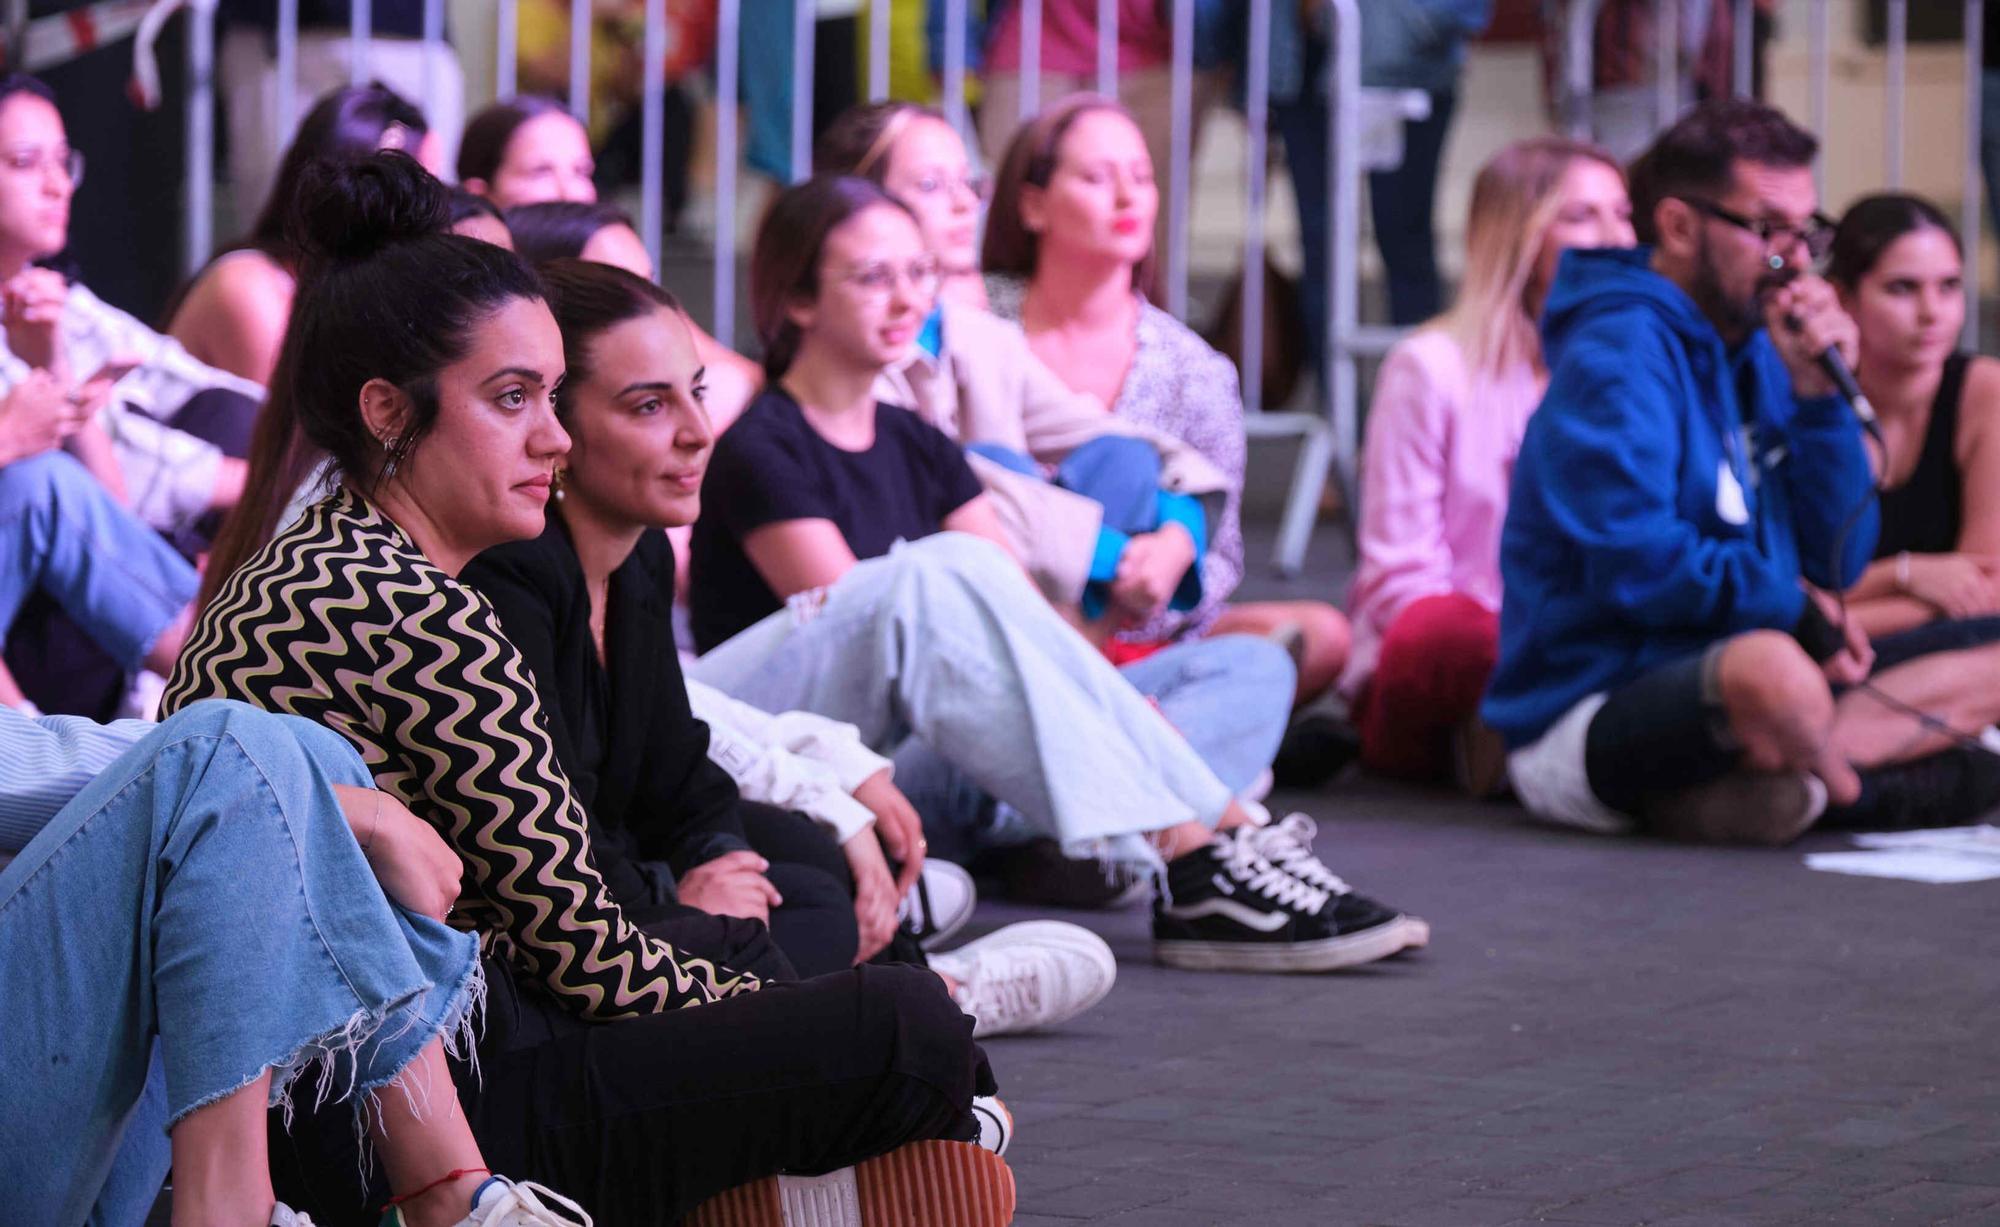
[
  {"x1": 929, "y1": 920, "x2": 1117, "y2": 1038},
  {"x1": 683, "y1": 1140, "x2": 1015, "y2": 1227},
  {"x1": 901, "y1": 859, "x2": 977, "y2": 950}
]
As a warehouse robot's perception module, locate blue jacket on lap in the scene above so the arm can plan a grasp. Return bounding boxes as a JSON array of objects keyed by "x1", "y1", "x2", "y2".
[{"x1": 1481, "y1": 246, "x2": 1879, "y2": 748}]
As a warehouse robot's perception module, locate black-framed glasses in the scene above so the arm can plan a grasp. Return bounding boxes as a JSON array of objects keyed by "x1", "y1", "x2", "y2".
[{"x1": 1679, "y1": 196, "x2": 1834, "y2": 260}]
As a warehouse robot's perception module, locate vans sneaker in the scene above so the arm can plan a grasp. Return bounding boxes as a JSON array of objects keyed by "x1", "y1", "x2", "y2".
[
  {"x1": 901, "y1": 859, "x2": 977, "y2": 950},
  {"x1": 928, "y1": 920, "x2": 1117, "y2": 1038},
  {"x1": 1153, "y1": 828, "x2": 1409, "y2": 973},
  {"x1": 683, "y1": 1140, "x2": 1015, "y2": 1227},
  {"x1": 1242, "y1": 813, "x2": 1430, "y2": 952}
]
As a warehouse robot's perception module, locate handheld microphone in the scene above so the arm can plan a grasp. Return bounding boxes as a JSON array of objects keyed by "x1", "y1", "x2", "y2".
[{"x1": 1768, "y1": 253, "x2": 1878, "y2": 431}]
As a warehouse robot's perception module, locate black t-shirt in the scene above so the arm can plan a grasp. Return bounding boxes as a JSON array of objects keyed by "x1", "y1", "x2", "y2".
[{"x1": 689, "y1": 388, "x2": 985, "y2": 652}]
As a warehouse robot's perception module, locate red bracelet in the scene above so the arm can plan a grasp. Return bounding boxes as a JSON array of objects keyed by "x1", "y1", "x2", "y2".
[{"x1": 382, "y1": 1167, "x2": 490, "y2": 1210}]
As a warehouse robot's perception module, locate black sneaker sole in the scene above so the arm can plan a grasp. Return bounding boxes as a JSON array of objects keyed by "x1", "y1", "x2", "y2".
[{"x1": 1153, "y1": 915, "x2": 1415, "y2": 973}]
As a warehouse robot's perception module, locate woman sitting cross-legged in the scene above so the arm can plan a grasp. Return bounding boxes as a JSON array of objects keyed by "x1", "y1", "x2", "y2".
[
  {"x1": 687, "y1": 175, "x2": 1425, "y2": 974},
  {"x1": 458, "y1": 256, "x2": 1117, "y2": 1033},
  {"x1": 1343, "y1": 137, "x2": 1635, "y2": 794},
  {"x1": 165, "y1": 152, "x2": 1012, "y2": 1226}
]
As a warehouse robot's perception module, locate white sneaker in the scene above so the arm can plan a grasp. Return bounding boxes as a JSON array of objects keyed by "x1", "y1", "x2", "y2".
[
  {"x1": 900, "y1": 859, "x2": 976, "y2": 951},
  {"x1": 379, "y1": 1176, "x2": 591, "y2": 1227},
  {"x1": 929, "y1": 920, "x2": 1117, "y2": 1039},
  {"x1": 683, "y1": 1140, "x2": 1014, "y2": 1227},
  {"x1": 272, "y1": 1204, "x2": 317, "y2": 1227},
  {"x1": 970, "y1": 1094, "x2": 1014, "y2": 1155}
]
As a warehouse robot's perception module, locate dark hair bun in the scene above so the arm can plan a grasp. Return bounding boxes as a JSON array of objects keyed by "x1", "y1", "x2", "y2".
[{"x1": 287, "y1": 150, "x2": 450, "y2": 266}]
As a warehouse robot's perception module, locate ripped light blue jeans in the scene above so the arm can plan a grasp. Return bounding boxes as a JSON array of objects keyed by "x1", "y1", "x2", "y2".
[
  {"x1": 690, "y1": 533, "x2": 1239, "y2": 866},
  {"x1": 0, "y1": 701, "x2": 482, "y2": 1227}
]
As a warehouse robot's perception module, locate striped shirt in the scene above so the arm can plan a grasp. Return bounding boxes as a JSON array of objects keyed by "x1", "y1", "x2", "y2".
[
  {"x1": 0, "y1": 706, "x2": 148, "y2": 853},
  {"x1": 164, "y1": 487, "x2": 759, "y2": 1019}
]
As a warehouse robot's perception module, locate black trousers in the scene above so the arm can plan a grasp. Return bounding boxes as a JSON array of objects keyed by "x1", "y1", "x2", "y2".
[
  {"x1": 625, "y1": 802, "x2": 921, "y2": 979},
  {"x1": 270, "y1": 960, "x2": 993, "y2": 1226}
]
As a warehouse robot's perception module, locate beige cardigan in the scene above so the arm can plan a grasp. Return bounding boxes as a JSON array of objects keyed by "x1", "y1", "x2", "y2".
[{"x1": 874, "y1": 299, "x2": 1228, "y2": 605}]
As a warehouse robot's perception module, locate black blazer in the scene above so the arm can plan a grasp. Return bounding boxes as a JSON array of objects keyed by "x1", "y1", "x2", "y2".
[{"x1": 463, "y1": 515, "x2": 752, "y2": 887}]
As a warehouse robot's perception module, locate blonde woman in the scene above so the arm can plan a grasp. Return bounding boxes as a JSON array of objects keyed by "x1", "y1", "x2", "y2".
[{"x1": 1344, "y1": 137, "x2": 1634, "y2": 790}]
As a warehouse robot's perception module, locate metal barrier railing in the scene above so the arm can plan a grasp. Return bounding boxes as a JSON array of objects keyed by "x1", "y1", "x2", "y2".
[
  {"x1": 1562, "y1": 0, "x2": 1982, "y2": 348},
  {"x1": 127, "y1": 0, "x2": 1997, "y2": 571}
]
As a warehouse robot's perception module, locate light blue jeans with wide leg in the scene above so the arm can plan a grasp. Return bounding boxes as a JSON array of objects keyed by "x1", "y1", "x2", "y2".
[
  {"x1": 0, "y1": 450, "x2": 197, "y2": 669},
  {"x1": 0, "y1": 701, "x2": 482, "y2": 1227},
  {"x1": 893, "y1": 633, "x2": 1297, "y2": 862},
  {"x1": 691, "y1": 533, "x2": 1239, "y2": 866}
]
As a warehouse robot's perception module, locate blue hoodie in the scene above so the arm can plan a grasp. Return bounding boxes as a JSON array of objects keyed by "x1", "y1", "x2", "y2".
[{"x1": 1480, "y1": 246, "x2": 1879, "y2": 748}]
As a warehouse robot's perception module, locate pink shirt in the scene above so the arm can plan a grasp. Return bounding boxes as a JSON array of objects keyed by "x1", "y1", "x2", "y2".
[
  {"x1": 1342, "y1": 329, "x2": 1548, "y2": 696},
  {"x1": 985, "y1": 0, "x2": 1171, "y2": 75}
]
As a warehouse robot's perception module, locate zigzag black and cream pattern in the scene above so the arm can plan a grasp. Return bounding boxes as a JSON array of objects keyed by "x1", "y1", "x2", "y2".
[{"x1": 164, "y1": 487, "x2": 759, "y2": 1019}]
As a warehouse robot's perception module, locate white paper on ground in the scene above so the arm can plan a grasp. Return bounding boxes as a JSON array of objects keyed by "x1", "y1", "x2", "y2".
[
  {"x1": 1850, "y1": 824, "x2": 2000, "y2": 851},
  {"x1": 1805, "y1": 825, "x2": 2000, "y2": 882}
]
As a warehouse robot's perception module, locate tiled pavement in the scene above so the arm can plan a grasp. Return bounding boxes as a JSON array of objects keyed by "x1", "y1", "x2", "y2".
[
  {"x1": 970, "y1": 518, "x2": 2000, "y2": 1226},
  {"x1": 973, "y1": 780, "x2": 2000, "y2": 1226}
]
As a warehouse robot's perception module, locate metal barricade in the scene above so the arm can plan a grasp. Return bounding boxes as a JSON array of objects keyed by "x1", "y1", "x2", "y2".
[{"x1": 151, "y1": 0, "x2": 1995, "y2": 559}]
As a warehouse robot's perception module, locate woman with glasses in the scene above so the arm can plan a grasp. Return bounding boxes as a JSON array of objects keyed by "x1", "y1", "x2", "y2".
[
  {"x1": 812, "y1": 100, "x2": 1297, "y2": 909},
  {"x1": 689, "y1": 176, "x2": 1423, "y2": 974}
]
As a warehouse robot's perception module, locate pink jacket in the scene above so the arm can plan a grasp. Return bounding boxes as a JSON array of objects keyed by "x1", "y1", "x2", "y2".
[{"x1": 1342, "y1": 329, "x2": 1547, "y2": 696}]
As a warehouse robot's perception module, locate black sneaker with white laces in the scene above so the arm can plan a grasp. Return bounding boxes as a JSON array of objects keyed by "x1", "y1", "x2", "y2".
[{"x1": 1152, "y1": 827, "x2": 1412, "y2": 972}]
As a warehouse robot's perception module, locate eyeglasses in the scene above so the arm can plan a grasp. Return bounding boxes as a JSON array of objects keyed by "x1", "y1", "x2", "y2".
[
  {"x1": 1679, "y1": 196, "x2": 1834, "y2": 261},
  {"x1": 0, "y1": 145, "x2": 83, "y2": 188},
  {"x1": 904, "y1": 173, "x2": 991, "y2": 202},
  {"x1": 838, "y1": 258, "x2": 941, "y2": 301}
]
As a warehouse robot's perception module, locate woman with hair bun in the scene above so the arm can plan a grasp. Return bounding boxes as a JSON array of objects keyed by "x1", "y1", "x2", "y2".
[
  {"x1": 1830, "y1": 194, "x2": 2000, "y2": 637},
  {"x1": 167, "y1": 152, "x2": 1011, "y2": 1227}
]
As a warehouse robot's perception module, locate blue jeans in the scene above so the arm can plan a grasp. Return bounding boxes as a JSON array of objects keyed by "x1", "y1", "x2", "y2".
[
  {"x1": 0, "y1": 451, "x2": 196, "y2": 670},
  {"x1": 895, "y1": 634, "x2": 1297, "y2": 862},
  {"x1": 0, "y1": 702, "x2": 482, "y2": 1226},
  {"x1": 690, "y1": 534, "x2": 1240, "y2": 866},
  {"x1": 1367, "y1": 88, "x2": 1458, "y2": 327}
]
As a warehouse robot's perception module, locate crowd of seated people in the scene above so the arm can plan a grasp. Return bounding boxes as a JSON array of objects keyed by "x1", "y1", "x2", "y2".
[{"x1": 2, "y1": 55, "x2": 1995, "y2": 1227}]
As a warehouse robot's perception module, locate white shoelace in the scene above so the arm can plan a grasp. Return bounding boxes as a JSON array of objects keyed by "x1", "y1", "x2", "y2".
[
  {"x1": 472, "y1": 1180, "x2": 594, "y2": 1227},
  {"x1": 1217, "y1": 829, "x2": 1332, "y2": 915},
  {"x1": 960, "y1": 959, "x2": 1044, "y2": 1031},
  {"x1": 1247, "y1": 814, "x2": 1353, "y2": 896}
]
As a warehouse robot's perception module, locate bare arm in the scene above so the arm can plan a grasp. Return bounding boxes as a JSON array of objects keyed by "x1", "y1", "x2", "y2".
[{"x1": 741, "y1": 518, "x2": 862, "y2": 599}]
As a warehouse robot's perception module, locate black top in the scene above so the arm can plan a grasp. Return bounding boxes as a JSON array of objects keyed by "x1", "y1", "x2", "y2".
[
  {"x1": 1874, "y1": 352, "x2": 1971, "y2": 560},
  {"x1": 688, "y1": 388, "x2": 986, "y2": 652},
  {"x1": 464, "y1": 514, "x2": 752, "y2": 909}
]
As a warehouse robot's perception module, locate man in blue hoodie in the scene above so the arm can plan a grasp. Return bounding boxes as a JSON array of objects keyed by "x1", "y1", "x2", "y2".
[{"x1": 1486, "y1": 99, "x2": 2000, "y2": 845}]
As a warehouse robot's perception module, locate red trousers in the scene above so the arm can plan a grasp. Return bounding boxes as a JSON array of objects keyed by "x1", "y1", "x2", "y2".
[{"x1": 1354, "y1": 593, "x2": 1498, "y2": 781}]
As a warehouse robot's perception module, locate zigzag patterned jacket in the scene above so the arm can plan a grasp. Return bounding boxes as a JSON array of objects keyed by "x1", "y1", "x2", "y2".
[{"x1": 163, "y1": 487, "x2": 760, "y2": 1020}]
